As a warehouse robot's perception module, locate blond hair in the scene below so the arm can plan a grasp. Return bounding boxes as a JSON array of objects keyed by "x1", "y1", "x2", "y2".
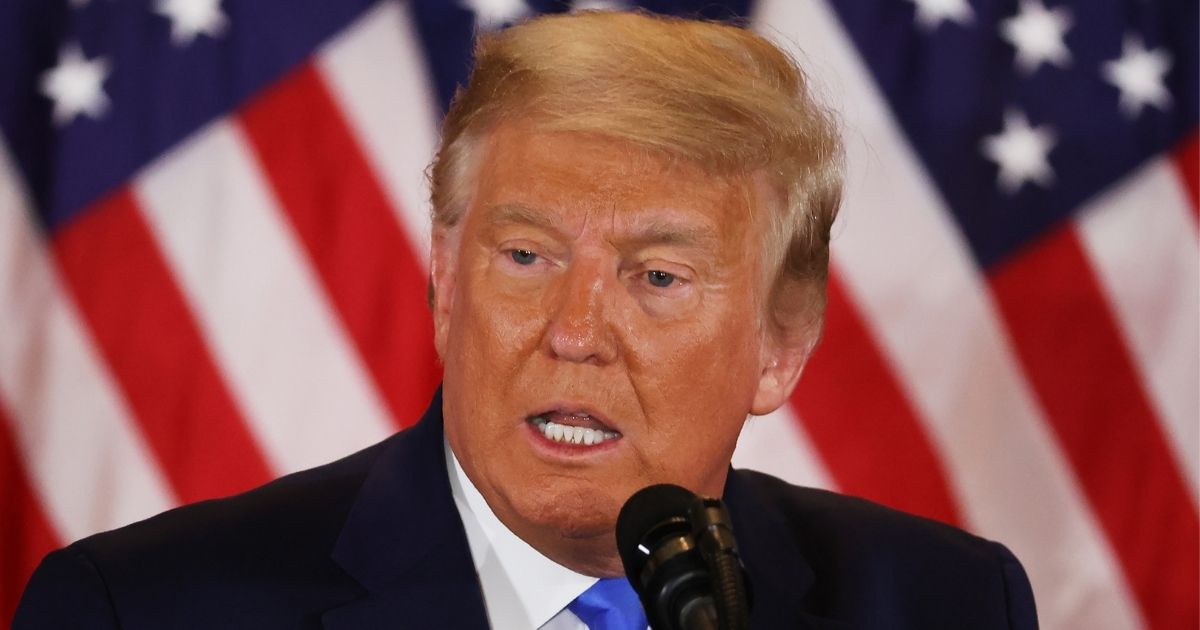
[{"x1": 429, "y1": 10, "x2": 842, "y2": 345}]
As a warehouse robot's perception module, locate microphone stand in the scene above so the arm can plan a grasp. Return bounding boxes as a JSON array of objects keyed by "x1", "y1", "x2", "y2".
[
  {"x1": 617, "y1": 484, "x2": 750, "y2": 630},
  {"x1": 679, "y1": 596, "x2": 720, "y2": 630},
  {"x1": 688, "y1": 498, "x2": 750, "y2": 630}
]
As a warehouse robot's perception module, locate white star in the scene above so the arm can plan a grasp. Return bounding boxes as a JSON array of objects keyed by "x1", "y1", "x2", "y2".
[
  {"x1": 154, "y1": 0, "x2": 228, "y2": 46},
  {"x1": 462, "y1": 0, "x2": 530, "y2": 30},
  {"x1": 981, "y1": 109, "x2": 1057, "y2": 194},
  {"x1": 39, "y1": 44, "x2": 112, "y2": 126},
  {"x1": 906, "y1": 0, "x2": 974, "y2": 30},
  {"x1": 1000, "y1": 0, "x2": 1072, "y2": 74},
  {"x1": 1102, "y1": 35, "x2": 1172, "y2": 118}
]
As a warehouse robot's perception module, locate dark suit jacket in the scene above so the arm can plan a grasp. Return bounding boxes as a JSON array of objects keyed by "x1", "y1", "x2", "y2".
[{"x1": 15, "y1": 390, "x2": 1038, "y2": 629}]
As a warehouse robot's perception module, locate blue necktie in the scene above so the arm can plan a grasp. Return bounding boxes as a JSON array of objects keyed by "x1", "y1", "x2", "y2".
[{"x1": 566, "y1": 578, "x2": 648, "y2": 630}]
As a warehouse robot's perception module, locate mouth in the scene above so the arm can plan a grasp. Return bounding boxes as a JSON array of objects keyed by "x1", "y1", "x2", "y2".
[{"x1": 527, "y1": 408, "x2": 621, "y2": 447}]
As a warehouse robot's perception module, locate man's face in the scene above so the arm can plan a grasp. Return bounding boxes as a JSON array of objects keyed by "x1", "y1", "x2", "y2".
[{"x1": 432, "y1": 123, "x2": 799, "y2": 575}]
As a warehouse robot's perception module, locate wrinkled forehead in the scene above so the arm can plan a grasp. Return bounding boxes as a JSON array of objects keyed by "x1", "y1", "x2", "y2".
[{"x1": 466, "y1": 122, "x2": 771, "y2": 242}]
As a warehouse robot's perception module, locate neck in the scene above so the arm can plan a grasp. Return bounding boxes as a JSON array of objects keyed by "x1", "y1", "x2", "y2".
[{"x1": 527, "y1": 528, "x2": 626, "y2": 578}]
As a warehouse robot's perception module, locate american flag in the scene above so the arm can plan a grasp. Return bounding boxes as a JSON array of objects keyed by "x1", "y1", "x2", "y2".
[{"x1": 0, "y1": 0, "x2": 1195, "y2": 627}]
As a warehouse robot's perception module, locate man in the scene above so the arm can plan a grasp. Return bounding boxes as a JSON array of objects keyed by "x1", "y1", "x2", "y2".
[{"x1": 15, "y1": 10, "x2": 1037, "y2": 629}]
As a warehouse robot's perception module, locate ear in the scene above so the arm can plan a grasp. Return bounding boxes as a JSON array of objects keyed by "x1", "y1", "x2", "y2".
[
  {"x1": 750, "y1": 328, "x2": 816, "y2": 416},
  {"x1": 429, "y1": 224, "x2": 460, "y2": 357}
]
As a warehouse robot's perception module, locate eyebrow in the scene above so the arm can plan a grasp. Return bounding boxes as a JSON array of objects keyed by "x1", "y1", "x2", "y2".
[
  {"x1": 622, "y1": 219, "x2": 722, "y2": 252},
  {"x1": 485, "y1": 203, "x2": 563, "y2": 234},
  {"x1": 484, "y1": 202, "x2": 722, "y2": 251}
]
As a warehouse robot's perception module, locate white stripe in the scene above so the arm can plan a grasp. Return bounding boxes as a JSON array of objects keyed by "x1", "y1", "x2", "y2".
[
  {"x1": 134, "y1": 122, "x2": 394, "y2": 475},
  {"x1": 317, "y1": 1, "x2": 441, "y2": 267},
  {"x1": 733, "y1": 404, "x2": 836, "y2": 491},
  {"x1": 0, "y1": 141, "x2": 175, "y2": 542},
  {"x1": 1075, "y1": 159, "x2": 1200, "y2": 497},
  {"x1": 751, "y1": 2, "x2": 1145, "y2": 629}
]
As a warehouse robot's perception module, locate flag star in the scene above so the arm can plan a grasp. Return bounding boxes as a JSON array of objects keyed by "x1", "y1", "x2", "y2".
[
  {"x1": 981, "y1": 110, "x2": 1057, "y2": 194},
  {"x1": 39, "y1": 44, "x2": 112, "y2": 126},
  {"x1": 1000, "y1": 0, "x2": 1072, "y2": 74},
  {"x1": 462, "y1": 0, "x2": 530, "y2": 30},
  {"x1": 906, "y1": 0, "x2": 974, "y2": 31},
  {"x1": 154, "y1": 0, "x2": 228, "y2": 46},
  {"x1": 1102, "y1": 35, "x2": 1172, "y2": 118}
]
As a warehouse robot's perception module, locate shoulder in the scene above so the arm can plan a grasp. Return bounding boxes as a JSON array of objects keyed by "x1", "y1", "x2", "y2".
[
  {"x1": 738, "y1": 468, "x2": 1005, "y2": 565},
  {"x1": 14, "y1": 435, "x2": 397, "y2": 629},
  {"x1": 733, "y1": 469, "x2": 1038, "y2": 628},
  {"x1": 81, "y1": 434, "x2": 388, "y2": 567}
]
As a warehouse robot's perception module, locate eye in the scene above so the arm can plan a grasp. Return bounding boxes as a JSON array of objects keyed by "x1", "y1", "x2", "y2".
[
  {"x1": 647, "y1": 270, "x2": 676, "y2": 288},
  {"x1": 510, "y1": 249, "x2": 538, "y2": 265}
]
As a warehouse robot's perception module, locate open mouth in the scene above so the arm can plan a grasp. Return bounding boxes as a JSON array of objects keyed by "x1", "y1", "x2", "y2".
[{"x1": 528, "y1": 410, "x2": 620, "y2": 446}]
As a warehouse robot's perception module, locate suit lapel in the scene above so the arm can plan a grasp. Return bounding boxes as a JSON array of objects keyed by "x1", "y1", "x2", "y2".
[
  {"x1": 320, "y1": 390, "x2": 846, "y2": 630},
  {"x1": 322, "y1": 390, "x2": 491, "y2": 629},
  {"x1": 724, "y1": 470, "x2": 851, "y2": 630}
]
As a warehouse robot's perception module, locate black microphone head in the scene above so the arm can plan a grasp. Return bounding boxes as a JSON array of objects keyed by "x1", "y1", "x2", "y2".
[{"x1": 616, "y1": 483, "x2": 697, "y2": 583}]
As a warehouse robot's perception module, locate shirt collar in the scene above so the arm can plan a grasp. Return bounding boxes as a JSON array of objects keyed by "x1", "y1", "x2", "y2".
[{"x1": 446, "y1": 439, "x2": 597, "y2": 628}]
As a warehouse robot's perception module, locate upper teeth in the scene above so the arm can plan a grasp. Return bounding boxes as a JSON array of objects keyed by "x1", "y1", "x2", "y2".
[{"x1": 531, "y1": 416, "x2": 619, "y2": 446}]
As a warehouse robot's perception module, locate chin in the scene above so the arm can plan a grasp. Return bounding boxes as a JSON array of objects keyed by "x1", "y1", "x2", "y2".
[
  {"x1": 522, "y1": 482, "x2": 619, "y2": 540},
  {"x1": 485, "y1": 479, "x2": 629, "y2": 575}
]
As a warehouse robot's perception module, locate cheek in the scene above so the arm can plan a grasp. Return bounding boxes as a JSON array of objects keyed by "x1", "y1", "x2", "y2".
[
  {"x1": 454, "y1": 257, "x2": 548, "y2": 358},
  {"x1": 482, "y1": 307, "x2": 544, "y2": 367},
  {"x1": 621, "y1": 302, "x2": 762, "y2": 476},
  {"x1": 629, "y1": 297, "x2": 763, "y2": 384}
]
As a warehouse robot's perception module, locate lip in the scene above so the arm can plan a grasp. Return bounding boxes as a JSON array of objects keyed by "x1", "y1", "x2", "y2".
[
  {"x1": 523, "y1": 401, "x2": 624, "y2": 459},
  {"x1": 524, "y1": 421, "x2": 623, "y2": 459},
  {"x1": 526, "y1": 402, "x2": 620, "y2": 433}
]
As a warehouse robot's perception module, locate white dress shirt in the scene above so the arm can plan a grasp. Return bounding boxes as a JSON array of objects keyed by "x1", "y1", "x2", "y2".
[{"x1": 446, "y1": 440, "x2": 598, "y2": 629}]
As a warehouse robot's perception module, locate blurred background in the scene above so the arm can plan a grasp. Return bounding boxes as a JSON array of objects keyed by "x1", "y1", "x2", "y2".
[{"x1": 0, "y1": 0, "x2": 1195, "y2": 627}]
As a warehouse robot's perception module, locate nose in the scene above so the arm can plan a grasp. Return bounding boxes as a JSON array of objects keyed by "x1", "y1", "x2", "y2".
[{"x1": 544, "y1": 258, "x2": 619, "y2": 365}]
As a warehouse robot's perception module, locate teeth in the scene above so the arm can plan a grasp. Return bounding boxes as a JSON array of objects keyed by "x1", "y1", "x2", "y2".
[{"x1": 531, "y1": 416, "x2": 619, "y2": 446}]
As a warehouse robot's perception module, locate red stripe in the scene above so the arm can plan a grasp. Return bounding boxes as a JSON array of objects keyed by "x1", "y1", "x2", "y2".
[
  {"x1": 790, "y1": 272, "x2": 963, "y2": 527},
  {"x1": 52, "y1": 189, "x2": 274, "y2": 503},
  {"x1": 238, "y1": 64, "x2": 441, "y2": 427},
  {"x1": 989, "y1": 225, "x2": 1199, "y2": 630},
  {"x1": 1173, "y1": 131, "x2": 1198, "y2": 223},
  {"x1": 0, "y1": 399, "x2": 61, "y2": 625}
]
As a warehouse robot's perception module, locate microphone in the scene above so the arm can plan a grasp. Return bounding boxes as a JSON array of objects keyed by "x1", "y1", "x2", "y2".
[{"x1": 616, "y1": 484, "x2": 750, "y2": 630}]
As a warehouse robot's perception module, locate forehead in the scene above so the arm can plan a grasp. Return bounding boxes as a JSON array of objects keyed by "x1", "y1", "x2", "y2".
[{"x1": 470, "y1": 123, "x2": 762, "y2": 242}]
